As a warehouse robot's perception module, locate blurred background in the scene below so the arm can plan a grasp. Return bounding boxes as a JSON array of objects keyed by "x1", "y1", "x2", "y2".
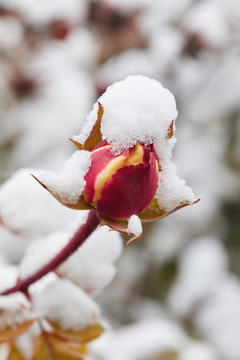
[{"x1": 0, "y1": 0, "x2": 240, "y2": 359}]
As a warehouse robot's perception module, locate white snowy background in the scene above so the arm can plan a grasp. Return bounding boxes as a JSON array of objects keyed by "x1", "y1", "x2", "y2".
[{"x1": 0, "y1": 0, "x2": 240, "y2": 359}]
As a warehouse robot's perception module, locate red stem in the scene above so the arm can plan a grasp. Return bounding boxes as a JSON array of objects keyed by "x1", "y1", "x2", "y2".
[{"x1": 1, "y1": 210, "x2": 101, "y2": 296}]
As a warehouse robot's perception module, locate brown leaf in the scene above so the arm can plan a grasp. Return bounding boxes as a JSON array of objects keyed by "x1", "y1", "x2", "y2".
[
  {"x1": 32, "y1": 333, "x2": 84, "y2": 360},
  {"x1": 48, "y1": 322, "x2": 104, "y2": 344},
  {"x1": 99, "y1": 215, "x2": 142, "y2": 245},
  {"x1": 142, "y1": 351, "x2": 178, "y2": 360},
  {"x1": 8, "y1": 342, "x2": 26, "y2": 360},
  {"x1": 0, "y1": 320, "x2": 33, "y2": 344},
  {"x1": 71, "y1": 102, "x2": 103, "y2": 151},
  {"x1": 166, "y1": 120, "x2": 174, "y2": 139},
  {"x1": 31, "y1": 175, "x2": 93, "y2": 211},
  {"x1": 0, "y1": 293, "x2": 34, "y2": 344},
  {"x1": 99, "y1": 214, "x2": 129, "y2": 234},
  {"x1": 139, "y1": 198, "x2": 200, "y2": 222}
]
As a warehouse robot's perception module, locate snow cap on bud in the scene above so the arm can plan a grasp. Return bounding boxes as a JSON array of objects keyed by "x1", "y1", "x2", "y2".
[{"x1": 36, "y1": 76, "x2": 197, "y2": 240}]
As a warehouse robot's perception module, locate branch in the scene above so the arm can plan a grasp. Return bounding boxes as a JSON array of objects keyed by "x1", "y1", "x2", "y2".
[{"x1": 1, "y1": 210, "x2": 101, "y2": 296}]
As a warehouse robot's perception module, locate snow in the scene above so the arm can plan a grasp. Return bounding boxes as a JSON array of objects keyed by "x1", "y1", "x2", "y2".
[
  {"x1": 168, "y1": 237, "x2": 227, "y2": 316},
  {"x1": 0, "y1": 293, "x2": 32, "y2": 331},
  {"x1": 33, "y1": 279, "x2": 101, "y2": 331},
  {"x1": 0, "y1": 168, "x2": 75, "y2": 238},
  {"x1": 76, "y1": 75, "x2": 177, "y2": 153},
  {"x1": 181, "y1": 1, "x2": 229, "y2": 48},
  {"x1": 195, "y1": 274, "x2": 240, "y2": 360},
  {"x1": 0, "y1": 18, "x2": 23, "y2": 50},
  {"x1": 1, "y1": 0, "x2": 88, "y2": 26},
  {"x1": 157, "y1": 162, "x2": 195, "y2": 210},
  {"x1": 0, "y1": 264, "x2": 18, "y2": 292},
  {"x1": 127, "y1": 215, "x2": 142, "y2": 235},
  {"x1": 104, "y1": 0, "x2": 151, "y2": 12},
  {"x1": 58, "y1": 225, "x2": 122, "y2": 296},
  {"x1": 38, "y1": 150, "x2": 91, "y2": 205},
  {"x1": 20, "y1": 220, "x2": 123, "y2": 296},
  {"x1": 90, "y1": 319, "x2": 186, "y2": 360},
  {"x1": 179, "y1": 341, "x2": 219, "y2": 360}
]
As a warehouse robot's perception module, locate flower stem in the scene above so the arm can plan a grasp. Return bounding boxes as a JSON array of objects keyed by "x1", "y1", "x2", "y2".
[{"x1": 1, "y1": 210, "x2": 101, "y2": 296}]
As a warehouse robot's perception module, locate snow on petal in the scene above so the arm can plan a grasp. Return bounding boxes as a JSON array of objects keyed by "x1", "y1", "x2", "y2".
[
  {"x1": 32, "y1": 279, "x2": 101, "y2": 331},
  {"x1": 38, "y1": 150, "x2": 91, "y2": 205},
  {"x1": 0, "y1": 293, "x2": 33, "y2": 331}
]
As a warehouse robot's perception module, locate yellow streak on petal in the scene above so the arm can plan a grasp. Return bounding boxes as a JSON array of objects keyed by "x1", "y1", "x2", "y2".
[
  {"x1": 91, "y1": 144, "x2": 112, "y2": 154},
  {"x1": 93, "y1": 154, "x2": 128, "y2": 202},
  {"x1": 126, "y1": 143, "x2": 143, "y2": 165},
  {"x1": 155, "y1": 158, "x2": 159, "y2": 173}
]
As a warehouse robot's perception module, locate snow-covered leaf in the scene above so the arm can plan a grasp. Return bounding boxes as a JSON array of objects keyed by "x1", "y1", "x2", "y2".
[
  {"x1": 0, "y1": 294, "x2": 34, "y2": 343},
  {"x1": 32, "y1": 333, "x2": 84, "y2": 360}
]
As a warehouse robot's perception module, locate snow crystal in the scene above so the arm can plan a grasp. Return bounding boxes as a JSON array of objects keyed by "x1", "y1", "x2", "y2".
[
  {"x1": 33, "y1": 279, "x2": 101, "y2": 331},
  {"x1": 38, "y1": 150, "x2": 91, "y2": 205},
  {"x1": 127, "y1": 215, "x2": 142, "y2": 235}
]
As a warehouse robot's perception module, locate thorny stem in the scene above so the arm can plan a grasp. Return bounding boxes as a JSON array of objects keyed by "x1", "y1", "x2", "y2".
[{"x1": 1, "y1": 210, "x2": 101, "y2": 296}]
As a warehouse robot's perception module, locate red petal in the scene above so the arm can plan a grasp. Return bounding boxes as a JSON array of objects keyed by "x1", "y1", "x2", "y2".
[
  {"x1": 96, "y1": 155, "x2": 158, "y2": 219},
  {"x1": 83, "y1": 146, "x2": 128, "y2": 203}
]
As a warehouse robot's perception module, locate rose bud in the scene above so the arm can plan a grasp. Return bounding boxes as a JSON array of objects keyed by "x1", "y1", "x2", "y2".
[
  {"x1": 83, "y1": 142, "x2": 159, "y2": 220},
  {"x1": 34, "y1": 76, "x2": 199, "y2": 240}
]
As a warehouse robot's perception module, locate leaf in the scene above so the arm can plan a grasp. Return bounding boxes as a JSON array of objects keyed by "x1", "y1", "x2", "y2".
[
  {"x1": 139, "y1": 198, "x2": 200, "y2": 222},
  {"x1": 0, "y1": 293, "x2": 34, "y2": 344},
  {"x1": 99, "y1": 215, "x2": 129, "y2": 234},
  {"x1": 0, "y1": 320, "x2": 33, "y2": 344},
  {"x1": 71, "y1": 102, "x2": 103, "y2": 151},
  {"x1": 8, "y1": 342, "x2": 26, "y2": 360},
  {"x1": 145, "y1": 351, "x2": 178, "y2": 360},
  {"x1": 99, "y1": 214, "x2": 142, "y2": 245},
  {"x1": 31, "y1": 175, "x2": 93, "y2": 211},
  {"x1": 48, "y1": 322, "x2": 104, "y2": 344},
  {"x1": 166, "y1": 120, "x2": 174, "y2": 139},
  {"x1": 32, "y1": 333, "x2": 84, "y2": 360}
]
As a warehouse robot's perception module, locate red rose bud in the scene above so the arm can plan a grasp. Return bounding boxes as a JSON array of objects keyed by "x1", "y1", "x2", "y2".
[{"x1": 83, "y1": 142, "x2": 159, "y2": 220}]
